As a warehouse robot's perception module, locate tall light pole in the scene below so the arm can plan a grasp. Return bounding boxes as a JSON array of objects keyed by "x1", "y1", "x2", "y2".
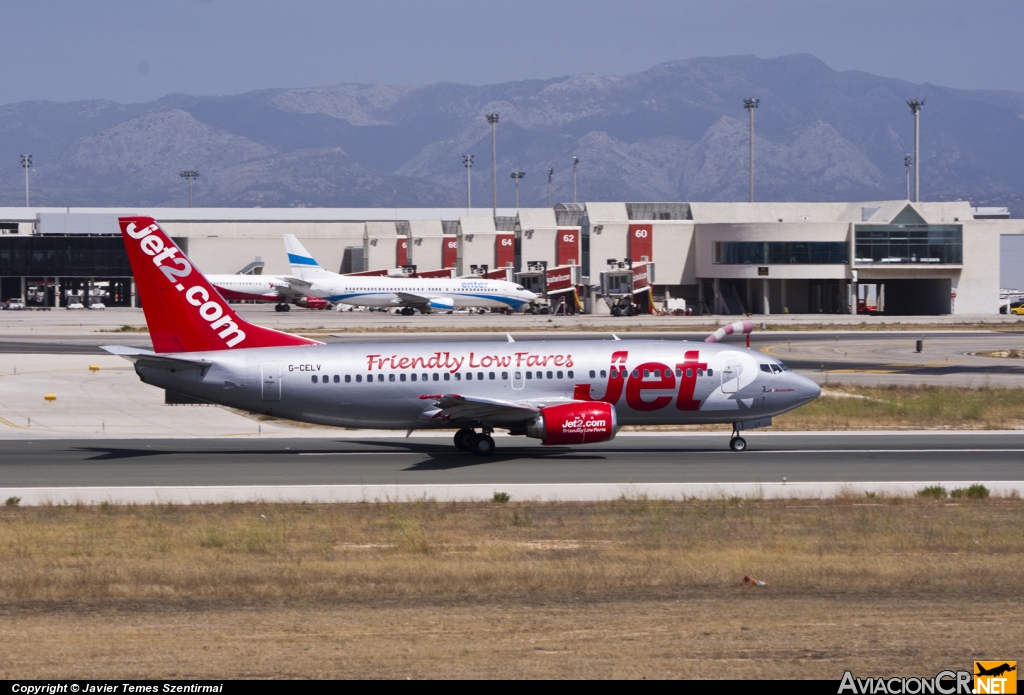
[
  {"x1": 510, "y1": 171, "x2": 525, "y2": 208},
  {"x1": 904, "y1": 154, "x2": 913, "y2": 201},
  {"x1": 907, "y1": 98, "x2": 924, "y2": 202},
  {"x1": 547, "y1": 167, "x2": 554, "y2": 207},
  {"x1": 572, "y1": 156, "x2": 579, "y2": 203},
  {"x1": 743, "y1": 98, "x2": 759, "y2": 202},
  {"x1": 463, "y1": 154, "x2": 474, "y2": 212},
  {"x1": 20, "y1": 155, "x2": 32, "y2": 207},
  {"x1": 180, "y1": 170, "x2": 200, "y2": 208},
  {"x1": 486, "y1": 113, "x2": 499, "y2": 216}
]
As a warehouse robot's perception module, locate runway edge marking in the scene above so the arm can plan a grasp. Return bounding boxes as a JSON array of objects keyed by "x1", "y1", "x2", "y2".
[{"x1": 1, "y1": 481, "x2": 1023, "y2": 505}]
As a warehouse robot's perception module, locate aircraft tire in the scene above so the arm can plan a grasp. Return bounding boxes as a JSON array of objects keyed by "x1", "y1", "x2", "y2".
[
  {"x1": 281, "y1": 303, "x2": 290, "y2": 312},
  {"x1": 454, "y1": 428, "x2": 475, "y2": 451},
  {"x1": 469, "y1": 433, "x2": 495, "y2": 456},
  {"x1": 729, "y1": 436, "x2": 747, "y2": 452}
]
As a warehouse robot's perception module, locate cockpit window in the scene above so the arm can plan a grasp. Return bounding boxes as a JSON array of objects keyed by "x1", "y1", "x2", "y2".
[
  {"x1": 515, "y1": 285, "x2": 526, "y2": 291},
  {"x1": 771, "y1": 364, "x2": 783, "y2": 374},
  {"x1": 777, "y1": 361, "x2": 790, "y2": 371},
  {"x1": 760, "y1": 364, "x2": 771, "y2": 373}
]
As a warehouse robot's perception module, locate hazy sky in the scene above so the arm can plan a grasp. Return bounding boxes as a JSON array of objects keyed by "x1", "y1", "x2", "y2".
[{"x1": 4, "y1": 0, "x2": 1023, "y2": 105}]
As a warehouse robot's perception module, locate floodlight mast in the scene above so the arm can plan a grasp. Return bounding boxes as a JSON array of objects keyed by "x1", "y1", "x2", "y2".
[
  {"x1": 547, "y1": 167, "x2": 554, "y2": 208},
  {"x1": 904, "y1": 154, "x2": 913, "y2": 201},
  {"x1": 743, "y1": 98, "x2": 759, "y2": 203},
  {"x1": 463, "y1": 154, "x2": 474, "y2": 213},
  {"x1": 20, "y1": 154, "x2": 32, "y2": 207},
  {"x1": 510, "y1": 171, "x2": 525, "y2": 208},
  {"x1": 907, "y1": 99, "x2": 924, "y2": 202},
  {"x1": 486, "y1": 114, "x2": 499, "y2": 216},
  {"x1": 180, "y1": 170, "x2": 200, "y2": 208},
  {"x1": 572, "y1": 156, "x2": 579, "y2": 203}
]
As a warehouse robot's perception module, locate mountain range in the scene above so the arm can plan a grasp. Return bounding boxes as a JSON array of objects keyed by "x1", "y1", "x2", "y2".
[{"x1": 2, "y1": 53, "x2": 1023, "y2": 215}]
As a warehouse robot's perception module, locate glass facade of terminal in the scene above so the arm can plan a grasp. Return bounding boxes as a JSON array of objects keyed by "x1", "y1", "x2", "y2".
[
  {"x1": 713, "y1": 241, "x2": 848, "y2": 265},
  {"x1": 854, "y1": 225, "x2": 962, "y2": 265},
  {"x1": 0, "y1": 236, "x2": 131, "y2": 276}
]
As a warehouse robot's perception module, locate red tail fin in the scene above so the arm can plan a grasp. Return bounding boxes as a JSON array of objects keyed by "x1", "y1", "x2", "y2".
[{"x1": 119, "y1": 216, "x2": 322, "y2": 353}]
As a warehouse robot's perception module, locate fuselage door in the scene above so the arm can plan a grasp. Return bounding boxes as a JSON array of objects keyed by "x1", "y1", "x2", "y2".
[
  {"x1": 512, "y1": 369, "x2": 525, "y2": 390},
  {"x1": 721, "y1": 356, "x2": 739, "y2": 393},
  {"x1": 261, "y1": 362, "x2": 281, "y2": 401}
]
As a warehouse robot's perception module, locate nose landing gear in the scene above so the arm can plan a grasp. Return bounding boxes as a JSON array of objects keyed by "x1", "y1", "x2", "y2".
[{"x1": 729, "y1": 426, "x2": 747, "y2": 452}]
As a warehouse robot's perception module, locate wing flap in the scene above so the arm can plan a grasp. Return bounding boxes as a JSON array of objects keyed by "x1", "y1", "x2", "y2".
[{"x1": 419, "y1": 393, "x2": 539, "y2": 425}]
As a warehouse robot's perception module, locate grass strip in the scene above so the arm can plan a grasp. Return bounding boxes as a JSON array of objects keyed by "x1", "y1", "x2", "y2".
[{"x1": 1, "y1": 496, "x2": 1021, "y2": 603}]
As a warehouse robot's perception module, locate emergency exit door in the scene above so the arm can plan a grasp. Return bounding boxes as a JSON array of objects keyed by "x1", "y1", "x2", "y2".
[{"x1": 721, "y1": 356, "x2": 738, "y2": 393}]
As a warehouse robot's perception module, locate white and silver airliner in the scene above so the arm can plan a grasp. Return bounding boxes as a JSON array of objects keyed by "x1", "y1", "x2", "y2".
[
  {"x1": 105, "y1": 217, "x2": 821, "y2": 456},
  {"x1": 204, "y1": 273, "x2": 330, "y2": 310},
  {"x1": 282, "y1": 235, "x2": 537, "y2": 314}
]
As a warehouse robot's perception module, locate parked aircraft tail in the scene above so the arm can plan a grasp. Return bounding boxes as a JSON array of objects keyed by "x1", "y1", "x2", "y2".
[
  {"x1": 118, "y1": 217, "x2": 322, "y2": 353},
  {"x1": 284, "y1": 234, "x2": 333, "y2": 280}
]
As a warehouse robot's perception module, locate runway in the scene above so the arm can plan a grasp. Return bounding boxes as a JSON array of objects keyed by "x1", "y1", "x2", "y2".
[{"x1": 3, "y1": 432, "x2": 1022, "y2": 488}]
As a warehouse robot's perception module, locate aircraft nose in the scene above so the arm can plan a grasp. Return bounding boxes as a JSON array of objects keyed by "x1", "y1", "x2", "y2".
[{"x1": 794, "y1": 373, "x2": 822, "y2": 403}]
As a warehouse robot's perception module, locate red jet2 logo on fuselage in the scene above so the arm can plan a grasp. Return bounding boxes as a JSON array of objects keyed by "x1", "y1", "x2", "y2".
[
  {"x1": 574, "y1": 349, "x2": 710, "y2": 412},
  {"x1": 125, "y1": 221, "x2": 247, "y2": 348}
]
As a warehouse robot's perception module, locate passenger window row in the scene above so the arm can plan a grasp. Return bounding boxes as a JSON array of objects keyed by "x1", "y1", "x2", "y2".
[
  {"x1": 310, "y1": 369, "x2": 577, "y2": 384},
  {"x1": 587, "y1": 367, "x2": 714, "y2": 379},
  {"x1": 524, "y1": 370, "x2": 573, "y2": 380}
]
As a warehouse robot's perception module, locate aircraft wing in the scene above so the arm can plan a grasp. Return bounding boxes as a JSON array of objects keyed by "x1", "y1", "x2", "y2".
[
  {"x1": 395, "y1": 292, "x2": 454, "y2": 310},
  {"x1": 394, "y1": 292, "x2": 433, "y2": 306},
  {"x1": 270, "y1": 277, "x2": 326, "y2": 302},
  {"x1": 101, "y1": 346, "x2": 211, "y2": 372},
  {"x1": 418, "y1": 393, "x2": 539, "y2": 425},
  {"x1": 282, "y1": 277, "x2": 312, "y2": 292}
]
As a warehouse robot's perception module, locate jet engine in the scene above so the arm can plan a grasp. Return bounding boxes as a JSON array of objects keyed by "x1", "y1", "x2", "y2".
[
  {"x1": 295, "y1": 296, "x2": 330, "y2": 310},
  {"x1": 525, "y1": 401, "x2": 619, "y2": 445}
]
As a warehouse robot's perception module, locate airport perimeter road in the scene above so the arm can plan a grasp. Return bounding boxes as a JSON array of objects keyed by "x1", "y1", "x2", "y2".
[{"x1": 2, "y1": 432, "x2": 1022, "y2": 488}]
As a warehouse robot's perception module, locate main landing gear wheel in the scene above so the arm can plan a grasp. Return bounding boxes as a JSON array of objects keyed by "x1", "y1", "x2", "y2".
[
  {"x1": 469, "y1": 433, "x2": 495, "y2": 456},
  {"x1": 729, "y1": 436, "x2": 747, "y2": 452},
  {"x1": 454, "y1": 428, "x2": 475, "y2": 452},
  {"x1": 401, "y1": 307, "x2": 415, "y2": 316}
]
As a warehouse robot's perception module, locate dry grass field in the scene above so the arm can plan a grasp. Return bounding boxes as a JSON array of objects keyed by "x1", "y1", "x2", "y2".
[
  {"x1": 775, "y1": 385, "x2": 1024, "y2": 430},
  {"x1": 621, "y1": 385, "x2": 1024, "y2": 433},
  {"x1": 1, "y1": 496, "x2": 1021, "y2": 679}
]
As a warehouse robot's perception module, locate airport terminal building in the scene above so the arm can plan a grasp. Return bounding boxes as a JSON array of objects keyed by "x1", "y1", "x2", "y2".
[{"x1": 0, "y1": 200, "x2": 1020, "y2": 315}]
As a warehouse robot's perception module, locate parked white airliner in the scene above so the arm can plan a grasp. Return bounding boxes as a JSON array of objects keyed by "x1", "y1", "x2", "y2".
[
  {"x1": 204, "y1": 273, "x2": 330, "y2": 310},
  {"x1": 105, "y1": 217, "x2": 820, "y2": 455},
  {"x1": 282, "y1": 235, "x2": 537, "y2": 314}
]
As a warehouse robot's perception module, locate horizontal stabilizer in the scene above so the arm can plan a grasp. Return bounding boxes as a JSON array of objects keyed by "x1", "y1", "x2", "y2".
[{"x1": 101, "y1": 345, "x2": 211, "y2": 371}]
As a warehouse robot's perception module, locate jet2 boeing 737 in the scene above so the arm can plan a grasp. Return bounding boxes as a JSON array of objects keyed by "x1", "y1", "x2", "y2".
[
  {"x1": 282, "y1": 234, "x2": 537, "y2": 314},
  {"x1": 105, "y1": 217, "x2": 821, "y2": 455}
]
